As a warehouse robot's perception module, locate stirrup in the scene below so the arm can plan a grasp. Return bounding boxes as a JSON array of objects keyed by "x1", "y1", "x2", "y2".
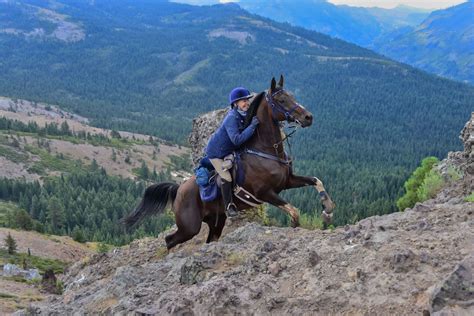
[{"x1": 226, "y1": 203, "x2": 238, "y2": 217}]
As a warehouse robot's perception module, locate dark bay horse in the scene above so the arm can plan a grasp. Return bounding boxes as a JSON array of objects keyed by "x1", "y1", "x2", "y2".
[{"x1": 124, "y1": 76, "x2": 335, "y2": 249}]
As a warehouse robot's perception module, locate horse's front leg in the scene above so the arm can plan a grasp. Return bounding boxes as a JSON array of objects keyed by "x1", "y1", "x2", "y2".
[
  {"x1": 286, "y1": 175, "x2": 336, "y2": 225},
  {"x1": 261, "y1": 192, "x2": 300, "y2": 228}
]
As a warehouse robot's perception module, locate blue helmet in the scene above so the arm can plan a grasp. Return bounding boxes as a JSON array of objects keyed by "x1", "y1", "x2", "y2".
[{"x1": 229, "y1": 87, "x2": 251, "y2": 105}]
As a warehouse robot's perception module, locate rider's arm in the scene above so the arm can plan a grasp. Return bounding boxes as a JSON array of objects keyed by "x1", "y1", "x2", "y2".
[{"x1": 224, "y1": 113, "x2": 257, "y2": 147}]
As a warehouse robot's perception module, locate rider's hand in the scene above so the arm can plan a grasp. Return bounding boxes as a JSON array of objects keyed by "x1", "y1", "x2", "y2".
[{"x1": 251, "y1": 116, "x2": 260, "y2": 126}]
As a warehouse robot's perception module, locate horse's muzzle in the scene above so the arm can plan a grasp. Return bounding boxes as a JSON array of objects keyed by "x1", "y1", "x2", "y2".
[{"x1": 299, "y1": 114, "x2": 313, "y2": 127}]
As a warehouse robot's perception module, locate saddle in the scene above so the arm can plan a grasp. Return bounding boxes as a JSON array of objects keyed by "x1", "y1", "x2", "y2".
[{"x1": 195, "y1": 154, "x2": 263, "y2": 207}]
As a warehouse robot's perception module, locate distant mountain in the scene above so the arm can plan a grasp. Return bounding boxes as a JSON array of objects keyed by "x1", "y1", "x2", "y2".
[
  {"x1": 237, "y1": 0, "x2": 430, "y2": 47},
  {"x1": 374, "y1": 1, "x2": 474, "y2": 84},
  {"x1": 237, "y1": 0, "x2": 473, "y2": 83},
  {"x1": 0, "y1": 0, "x2": 473, "y2": 226}
]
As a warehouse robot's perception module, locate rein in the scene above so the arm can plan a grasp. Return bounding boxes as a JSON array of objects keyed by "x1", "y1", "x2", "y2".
[{"x1": 244, "y1": 148, "x2": 292, "y2": 165}]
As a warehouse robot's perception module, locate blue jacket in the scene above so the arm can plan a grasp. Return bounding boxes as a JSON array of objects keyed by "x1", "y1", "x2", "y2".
[{"x1": 206, "y1": 109, "x2": 257, "y2": 159}]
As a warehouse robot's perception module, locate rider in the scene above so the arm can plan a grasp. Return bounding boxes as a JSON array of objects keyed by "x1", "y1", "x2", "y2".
[{"x1": 205, "y1": 87, "x2": 260, "y2": 217}]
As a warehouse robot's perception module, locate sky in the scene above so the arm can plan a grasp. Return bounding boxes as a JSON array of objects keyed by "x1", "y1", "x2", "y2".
[{"x1": 174, "y1": 0, "x2": 468, "y2": 10}]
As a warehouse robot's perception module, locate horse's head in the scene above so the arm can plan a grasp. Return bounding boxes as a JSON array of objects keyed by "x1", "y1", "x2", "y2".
[{"x1": 267, "y1": 75, "x2": 313, "y2": 128}]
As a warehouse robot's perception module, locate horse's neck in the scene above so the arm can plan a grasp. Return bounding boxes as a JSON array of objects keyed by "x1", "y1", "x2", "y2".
[{"x1": 247, "y1": 100, "x2": 284, "y2": 155}]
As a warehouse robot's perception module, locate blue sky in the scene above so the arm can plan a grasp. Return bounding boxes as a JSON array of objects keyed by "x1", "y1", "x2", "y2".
[{"x1": 173, "y1": 0, "x2": 468, "y2": 10}]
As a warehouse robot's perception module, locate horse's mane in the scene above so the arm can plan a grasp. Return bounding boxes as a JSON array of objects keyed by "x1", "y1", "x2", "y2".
[{"x1": 243, "y1": 91, "x2": 265, "y2": 129}]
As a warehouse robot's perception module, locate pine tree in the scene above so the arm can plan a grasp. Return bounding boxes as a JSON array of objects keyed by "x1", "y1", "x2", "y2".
[
  {"x1": 139, "y1": 161, "x2": 149, "y2": 179},
  {"x1": 5, "y1": 233, "x2": 17, "y2": 254},
  {"x1": 47, "y1": 197, "x2": 66, "y2": 234}
]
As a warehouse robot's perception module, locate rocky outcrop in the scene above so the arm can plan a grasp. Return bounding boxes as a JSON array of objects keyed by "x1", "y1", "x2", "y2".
[
  {"x1": 18, "y1": 114, "x2": 474, "y2": 315},
  {"x1": 461, "y1": 112, "x2": 474, "y2": 174}
]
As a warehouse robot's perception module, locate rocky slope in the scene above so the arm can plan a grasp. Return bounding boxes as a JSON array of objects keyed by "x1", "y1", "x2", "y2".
[{"x1": 19, "y1": 114, "x2": 474, "y2": 315}]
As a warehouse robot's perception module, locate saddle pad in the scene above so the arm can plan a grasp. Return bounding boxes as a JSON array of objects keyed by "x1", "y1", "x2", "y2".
[{"x1": 199, "y1": 181, "x2": 219, "y2": 202}]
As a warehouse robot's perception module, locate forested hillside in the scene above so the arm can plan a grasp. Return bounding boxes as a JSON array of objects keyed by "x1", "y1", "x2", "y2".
[
  {"x1": 1, "y1": 0, "x2": 473, "y2": 228},
  {"x1": 0, "y1": 99, "x2": 189, "y2": 245}
]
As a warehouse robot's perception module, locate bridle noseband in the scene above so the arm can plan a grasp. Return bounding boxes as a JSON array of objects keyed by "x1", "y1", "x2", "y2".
[{"x1": 265, "y1": 89, "x2": 302, "y2": 123}]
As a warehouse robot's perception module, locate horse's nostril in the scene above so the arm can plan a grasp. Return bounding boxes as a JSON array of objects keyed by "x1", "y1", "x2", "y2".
[{"x1": 305, "y1": 115, "x2": 313, "y2": 121}]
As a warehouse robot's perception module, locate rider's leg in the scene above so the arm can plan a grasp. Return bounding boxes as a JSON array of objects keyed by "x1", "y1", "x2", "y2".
[{"x1": 209, "y1": 158, "x2": 238, "y2": 217}]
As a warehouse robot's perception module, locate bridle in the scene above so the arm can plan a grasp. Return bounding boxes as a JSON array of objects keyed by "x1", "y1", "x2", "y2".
[
  {"x1": 265, "y1": 89, "x2": 303, "y2": 124},
  {"x1": 245, "y1": 89, "x2": 304, "y2": 165}
]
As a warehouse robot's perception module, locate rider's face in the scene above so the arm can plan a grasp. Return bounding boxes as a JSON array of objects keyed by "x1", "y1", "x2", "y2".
[{"x1": 235, "y1": 98, "x2": 250, "y2": 112}]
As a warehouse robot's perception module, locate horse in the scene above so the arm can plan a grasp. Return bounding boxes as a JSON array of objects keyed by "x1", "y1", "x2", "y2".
[{"x1": 123, "y1": 76, "x2": 335, "y2": 250}]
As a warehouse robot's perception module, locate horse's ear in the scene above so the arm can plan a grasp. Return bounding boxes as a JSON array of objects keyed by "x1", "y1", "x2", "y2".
[
  {"x1": 278, "y1": 74, "x2": 284, "y2": 87},
  {"x1": 271, "y1": 77, "x2": 276, "y2": 91}
]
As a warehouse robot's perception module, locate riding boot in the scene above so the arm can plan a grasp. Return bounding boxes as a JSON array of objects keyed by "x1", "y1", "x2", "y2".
[{"x1": 221, "y1": 180, "x2": 238, "y2": 217}]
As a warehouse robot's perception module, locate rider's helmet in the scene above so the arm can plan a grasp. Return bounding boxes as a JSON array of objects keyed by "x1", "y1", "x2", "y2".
[{"x1": 229, "y1": 87, "x2": 252, "y2": 107}]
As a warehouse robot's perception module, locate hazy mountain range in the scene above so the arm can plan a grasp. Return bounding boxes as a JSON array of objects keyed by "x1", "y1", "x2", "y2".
[
  {"x1": 376, "y1": 0, "x2": 474, "y2": 83},
  {"x1": 237, "y1": 0, "x2": 473, "y2": 83},
  {"x1": 238, "y1": 0, "x2": 431, "y2": 47}
]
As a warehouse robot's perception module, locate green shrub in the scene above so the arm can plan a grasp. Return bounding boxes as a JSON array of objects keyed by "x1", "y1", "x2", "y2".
[
  {"x1": 300, "y1": 212, "x2": 324, "y2": 230},
  {"x1": 465, "y1": 193, "x2": 474, "y2": 202},
  {"x1": 244, "y1": 205, "x2": 271, "y2": 226},
  {"x1": 97, "y1": 242, "x2": 110, "y2": 253},
  {"x1": 55, "y1": 280, "x2": 64, "y2": 294},
  {"x1": 397, "y1": 157, "x2": 439, "y2": 211},
  {"x1": 417, "y1": 169, "x2": 445, "y2": 201}
]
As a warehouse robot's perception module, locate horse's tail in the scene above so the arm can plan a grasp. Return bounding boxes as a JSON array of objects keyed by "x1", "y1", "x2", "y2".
[{"x1": 122, "y1": 182, "x2": 179, "y2": 229}]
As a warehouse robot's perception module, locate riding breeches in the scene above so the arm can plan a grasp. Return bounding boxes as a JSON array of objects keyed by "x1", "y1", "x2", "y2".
[{"x1": 209, "y1": 158, "x2": 232, "y2": 182}]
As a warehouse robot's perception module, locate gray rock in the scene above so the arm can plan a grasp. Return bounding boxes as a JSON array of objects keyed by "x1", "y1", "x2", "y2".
[
  {"x1": 413, "y1": 203, "x2": 431, "y2": 213},
  {"x1": 308, "y1": 251, "x2": 321, "y2": 267},
  {"x1": 262, "y1": 241, "x2": 275, "y2": 252},
  {"x1": 430, "y1": 255, "x2": 474, "y2": 315},
  {"x1": 180, "y1": 258, "x2": 207, "y2": 285},
  {"x1": 389, "y1": 249, "x2": 417, "y2": 273},
  {"x1": 268, "y1": 262, "x2": 281, "y2": 276},
  {"x1": 2, "y1": 263, "x2": 42, "y2": 281}
]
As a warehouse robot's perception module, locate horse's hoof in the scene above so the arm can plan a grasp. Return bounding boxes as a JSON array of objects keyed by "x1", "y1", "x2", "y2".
[
  {"x1": 322, "y1": 199, "x2": 335, "y2": 213},
  {"x1": 291, "y1": 220, "x2": 300, "y2": 228},
  {"x1": 321, "y1": 211, "x2": 332, "y2": 225}
]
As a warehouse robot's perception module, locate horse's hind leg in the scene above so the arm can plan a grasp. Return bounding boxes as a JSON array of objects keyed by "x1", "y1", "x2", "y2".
[
  {"x1": 205, "y1": 214, "x2": 226, "y2": 243},
  {"x1": 165, "y1": 206, "x2": 202, "y2": 250}
]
